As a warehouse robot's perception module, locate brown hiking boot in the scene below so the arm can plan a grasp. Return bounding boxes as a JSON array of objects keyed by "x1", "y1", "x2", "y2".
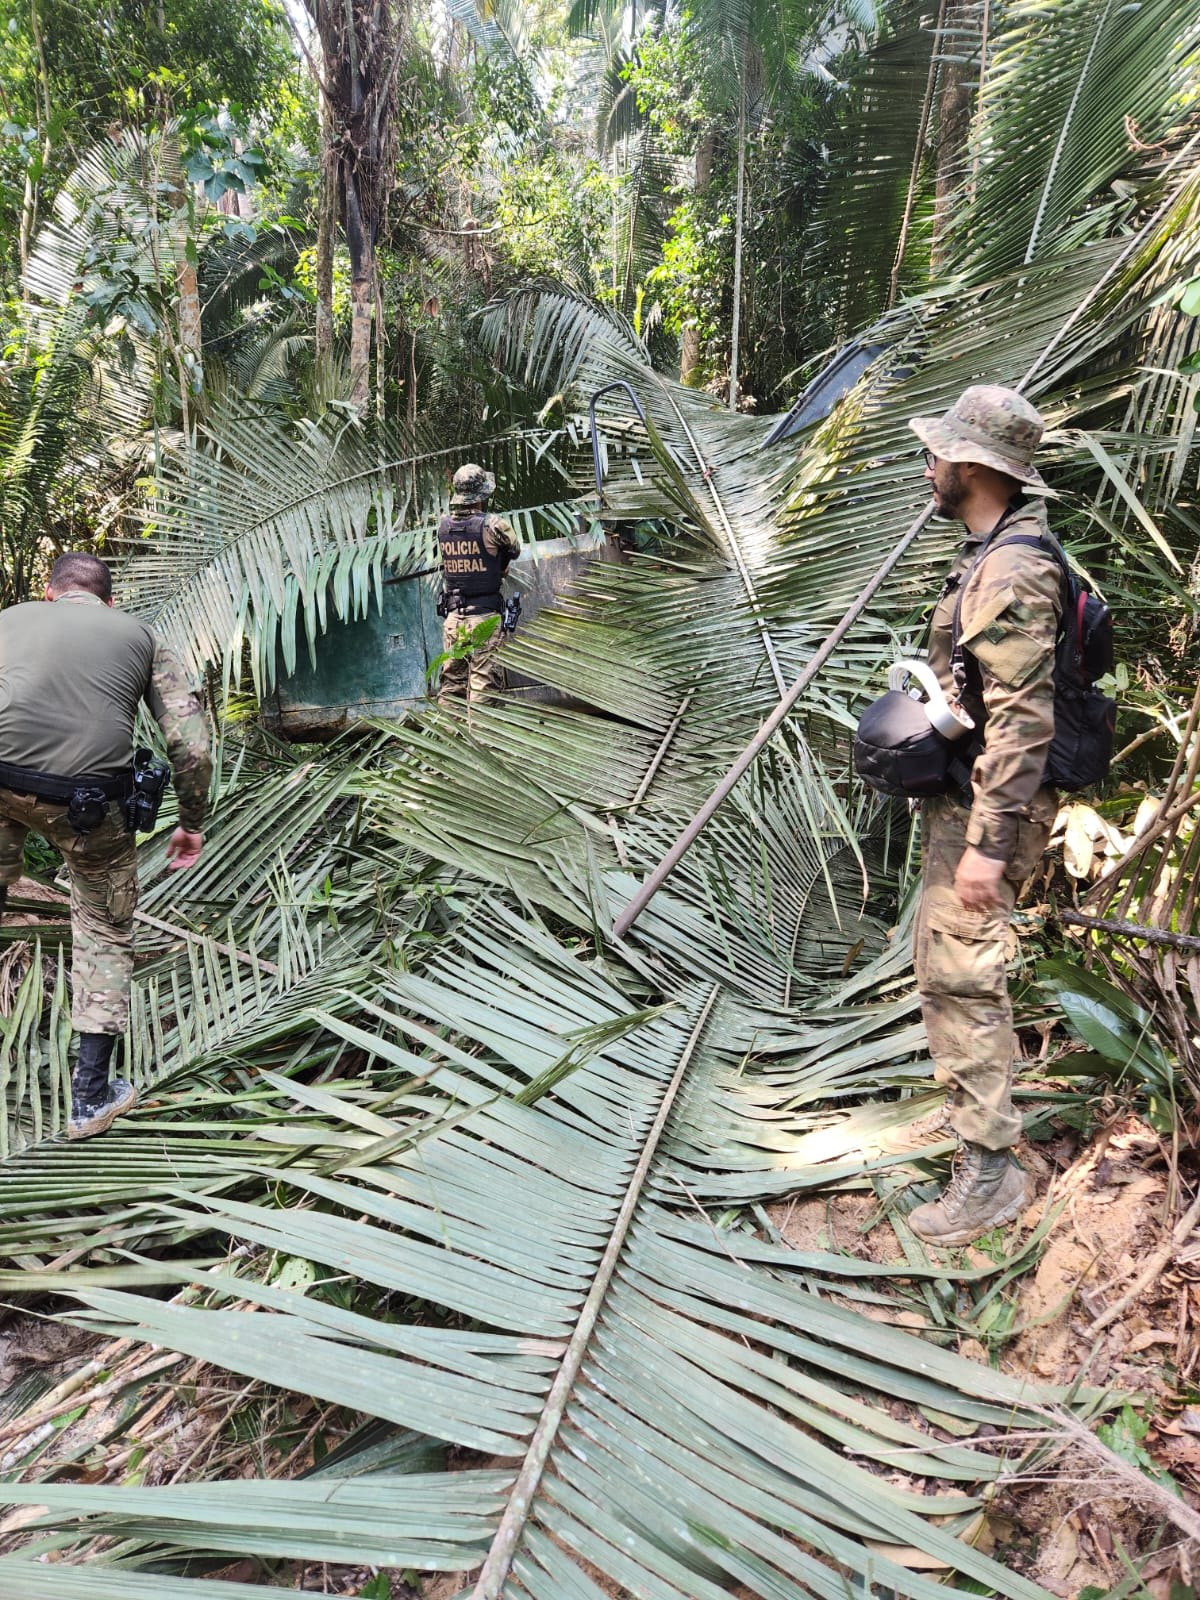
[
  {"x1": 887, "y1": 1095, "x2": 957, "y2": 1149},
  {"x1": 908, "y1": 1142, "x2": 1032, "y2": 1246}
]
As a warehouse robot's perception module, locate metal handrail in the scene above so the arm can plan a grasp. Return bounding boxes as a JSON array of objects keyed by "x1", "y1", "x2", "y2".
[{"x1": 588, "y1": 381, "x2": 649, "y2": 504}]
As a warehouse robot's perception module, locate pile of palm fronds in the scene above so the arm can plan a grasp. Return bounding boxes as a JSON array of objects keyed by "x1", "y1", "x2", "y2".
[{"x1": 0, "y1": 0, "x2": 1199, "y2": 1594}]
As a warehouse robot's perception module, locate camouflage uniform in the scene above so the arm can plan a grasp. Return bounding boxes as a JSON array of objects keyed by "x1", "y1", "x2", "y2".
[
  {"x1": 439, "y1": 600, "x2": 511, "y2": 704},
  {"x1": 0, "y1": 595, "x2": 212, "y2": 1034},
  {"x1": 909, "y1": 389, "x2": 1060, "y2": 1152},
  {"x1": 437, "y1": 464, "x2": 520, "y2": 709}
]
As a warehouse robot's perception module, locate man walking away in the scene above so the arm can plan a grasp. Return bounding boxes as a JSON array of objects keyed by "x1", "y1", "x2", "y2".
[
  {"x1": 436, "y1": 463, "x2": 520, "y2": 710},
  {"x1": 0, "y1": 553, "x2": 213, "y2": 1139}
]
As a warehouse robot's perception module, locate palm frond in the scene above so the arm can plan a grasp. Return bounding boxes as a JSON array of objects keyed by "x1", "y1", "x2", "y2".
[
  {"x1": 444, "y1": 0, "x2": 544, "y2": 113},
  {"x1": 956, "y1": 0, "x2": 1200, "y2": 275},
  {"x1": 807, "y1": 0, "x2": 938, "y2": 335},
  {"x1": 3, "y1": 905, "x2": 1085, "y2": 1596},
  {"x1": 198, "y1": 221, "x2": 306, "y2": 334}
]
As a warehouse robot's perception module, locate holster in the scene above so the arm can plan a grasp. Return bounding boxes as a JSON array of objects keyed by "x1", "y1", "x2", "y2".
[{"x1": 125, "y1": 749, "x2": 171, "y2": 834}]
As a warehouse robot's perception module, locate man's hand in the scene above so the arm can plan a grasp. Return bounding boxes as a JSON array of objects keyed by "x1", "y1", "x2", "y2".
[
  {"x1": 166, "y1": 827, "x2": 204, "y2": 871},
  {"x1": 954, "y1": 845, "x2": 1006, "y2": 913}
]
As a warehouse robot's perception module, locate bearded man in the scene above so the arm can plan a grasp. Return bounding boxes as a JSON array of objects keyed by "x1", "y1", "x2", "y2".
[{"x1": 902, "y1": 386, "x2": 1061, "y2": 1245}]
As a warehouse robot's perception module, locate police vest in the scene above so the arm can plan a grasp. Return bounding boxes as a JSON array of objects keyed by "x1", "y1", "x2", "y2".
[{"x1": 437, "y1": 514, "x2": 506, "y2": 613}]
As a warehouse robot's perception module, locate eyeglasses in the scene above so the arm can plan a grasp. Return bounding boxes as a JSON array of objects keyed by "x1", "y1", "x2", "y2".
[{"x1": 920, "y1": 448, "x2": 937, "y2": 471}]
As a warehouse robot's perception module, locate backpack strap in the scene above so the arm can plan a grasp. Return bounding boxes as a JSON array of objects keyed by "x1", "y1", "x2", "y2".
[{"x1": 947, "y1": 505, "x2": 1029, "y2": 696}]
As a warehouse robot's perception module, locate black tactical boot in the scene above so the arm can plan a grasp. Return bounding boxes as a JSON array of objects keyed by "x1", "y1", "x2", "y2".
[
  {"x1": 908, "y1": 1141, "x2": 1032, "y2": 1246},
  {"x1": 67, "y1": 1034, "x2": 137, "y2": 1141}
]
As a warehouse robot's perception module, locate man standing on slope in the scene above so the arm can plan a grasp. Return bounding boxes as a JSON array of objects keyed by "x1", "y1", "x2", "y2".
[
  {"x1": 904, "y1": 386, "x2": 1061, "y2": 1246},
  {"x1": 436, "y1": 463, "x2": 520, "y2": 710},
  {"x1": 0, "y1": 553, "x2": 213, "y2": 1139}
]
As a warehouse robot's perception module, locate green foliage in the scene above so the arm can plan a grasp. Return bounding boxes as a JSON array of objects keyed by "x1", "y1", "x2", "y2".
[
  {"x1": 0, "y1": 0, "x2": 293, "y2": 290},
  {"x1": 493, "y1": 149, "x2": 614, "y2": 289},
  {"x1": 183, "y1": 116, "x2": 267, "y2": 204},
  {"x1": 1037, "y1": 959, "x2": 1180, "y2": 1129},
  {"x1": 623, "y1": 6, "x2": 850, "y2": 399},
  {"x1": 356, "y1": 1577, "x2": 391, "y2": 1600},
  {"x1": 1097, "y1": 1402, "x2": 1184, "y2": 1498},
  {"x1": 424, "y1": 614, "x2": 502, "y2": 682}
]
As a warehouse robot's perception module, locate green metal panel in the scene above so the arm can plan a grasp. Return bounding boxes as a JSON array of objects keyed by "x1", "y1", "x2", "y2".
[
  {"x1": 267, "y1": 529, "x2": 615, "y2": 741},
  {"x1": 268, "y1": 572, "x2": 441, "y2": 739}
]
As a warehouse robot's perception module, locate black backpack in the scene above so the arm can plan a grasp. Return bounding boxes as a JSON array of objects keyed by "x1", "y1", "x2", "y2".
[
  {"x1": 967, "y1": 532, "x2": 1115, "y2": 791},
  {"x1": 853, "y1": 688, "x2": 975, "y2": 798}
]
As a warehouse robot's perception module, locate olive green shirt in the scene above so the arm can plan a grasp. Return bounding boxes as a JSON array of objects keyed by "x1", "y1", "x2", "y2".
[
  {"x1": 927, "y1": 500, "x2": 1062, "y2": 863},
  {"x1": 0, "y1": 592, "x2": 213, "y2": 831}
]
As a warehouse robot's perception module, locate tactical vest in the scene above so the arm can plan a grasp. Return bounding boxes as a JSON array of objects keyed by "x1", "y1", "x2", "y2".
[
  {"x1": 0, "y1": 596, "x2": 156, "y2": 778},
  {"x1": 437, "y1": 514, "x2": 505, "y2": 614}
]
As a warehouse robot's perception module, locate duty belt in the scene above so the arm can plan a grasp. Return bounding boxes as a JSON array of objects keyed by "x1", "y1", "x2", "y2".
[
  {"x1": 440, "y1": 588, "x2": 501, "y2": 616},
  {"x1": 0, "y1": 759, "x2": 131, "y2": 806}
]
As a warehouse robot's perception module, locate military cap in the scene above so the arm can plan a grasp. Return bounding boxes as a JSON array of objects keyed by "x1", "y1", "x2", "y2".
[
  {"x1": 450, "y1": 462, "x2": 496, "y2": 508},
  {"x1": 910, "y1": 386, "x2": 1049, "y2": 493}
]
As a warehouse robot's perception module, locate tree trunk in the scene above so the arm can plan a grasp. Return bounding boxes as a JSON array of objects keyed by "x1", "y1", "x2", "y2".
[
  {"x1": 680, "y1": 128, "x2": 715, "y2": 387},
  {"x1": 177, "y1": 257, "x2": 203, "y2": 387},
  {"x1": 345, "y1": 173, "x2": 374, "y2": 411},
  {"x1": 727, "y1": 86, "x2": 747, "y2": 411},
  {"x1": 18, "y1": 0, "x2": 53, "y2": 276},
  {"x1": 930, "y1": 1, "x2": 974, "y2": 272},
  {"x1": 315, "y1": 104, "x2": 336, "y2": 360},
  {"x1": 374, "y1": 273, "x2": 386, "y2": 421},
  {"x1": 312, "y1": 0, "x2": 399, "y2": 413},
  {"x1": 171, "y1": 152, "x2": 203, "y2": 399},
  {"x1": 348, "y1": 275, "x2": 373, "y2": 409},
  {"x1": 19, "y1": 168, "x2": 39, "y2": 277}
]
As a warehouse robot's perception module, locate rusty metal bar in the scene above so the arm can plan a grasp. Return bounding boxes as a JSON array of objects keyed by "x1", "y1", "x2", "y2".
[
  {"x1": 611, "y1": 501, "x2": 937, "y2": 939},
  {"x1": 589, "y1": 380, "x2": 648, "y2": 503}
]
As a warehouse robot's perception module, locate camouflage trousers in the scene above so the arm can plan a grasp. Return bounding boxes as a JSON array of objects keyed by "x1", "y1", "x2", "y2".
[
  {"x1": 0, "y1": 788, "x2": 137, "y2": 1035},
  {"x1": 438, "y1": 610, "x2": 505, "y2": 709},
  {"x1": 913, "y1": 791, "x2": 1055, "y2": 1150}
]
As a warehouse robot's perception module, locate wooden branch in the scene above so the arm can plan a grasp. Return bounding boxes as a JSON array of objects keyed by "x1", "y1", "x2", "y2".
[
  {"x1": 133, "y1": 909, "x2": 279, "y2": 976},
  {"x1": 1060, "y1": 909, "x2": 1200, "y2": 952},
  {"x1": 0, "y1": 1353, "x2": 182, "y2": 1444}
]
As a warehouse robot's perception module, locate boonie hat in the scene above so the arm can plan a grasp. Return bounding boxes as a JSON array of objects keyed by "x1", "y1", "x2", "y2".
[
  {"x1": 450, "y1": 462, "x2": 496, "y2": 507},
  {"x1": 909, "y1": 385, "x2": 1049, "y2": 493}
]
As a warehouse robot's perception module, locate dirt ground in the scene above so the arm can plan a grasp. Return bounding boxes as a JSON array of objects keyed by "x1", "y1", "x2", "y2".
[{"x1": 766, "y1": 1110, "x2": 1200, "y2": 1599}]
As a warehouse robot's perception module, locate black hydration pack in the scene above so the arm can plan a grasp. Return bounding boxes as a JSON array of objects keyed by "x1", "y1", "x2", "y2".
[
  {"x1": 853, "y1": 531, "x2": 1115, "y2": 799},
  {"x1": 983, "y1": 533, "x2": 1115, "y2": 791}
]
